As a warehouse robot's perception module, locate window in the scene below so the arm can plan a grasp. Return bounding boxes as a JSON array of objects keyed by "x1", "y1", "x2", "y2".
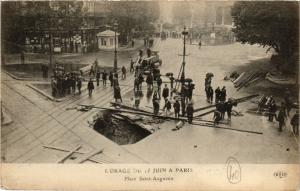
[{"x1": 110, "y1": 38, "x2": 114, "y2": 46}]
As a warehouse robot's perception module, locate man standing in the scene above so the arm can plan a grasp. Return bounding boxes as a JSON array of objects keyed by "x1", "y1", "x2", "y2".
[
  {"x1": 96, "y1": 70, "x2": 101, "y2": 86},
  {"x1": 146, "y1": 73, "x2": 153, "y2": 90},
  {"x1": 215, "y1": 87, "x2": 221, "y2": 103},
  {"x1": 291, "y1": 111, "x2": 299, "y2": 135},
  {"x1": 268, "y1": 100, "x2": 277, "y2": 122},
  {"x1": 87, "y1": 78, "x2": 94, "y2": 97},
  {"x1": 130, "y1": 59, "x2": 134, "y2": 73},
  {"x1": 156, "y1": 76, "x2": 162, "y2": 99},
  {"x1": 114, "y1": 86, "x2": 123, "y2": 103},
  {"x1": 220, "y1": 86, "x2": 227, "y2": 102},
  {"x1": 77, "y1": 77, "x2": 82, "y2": 95},
  {"x1": 109, "y1": 72, "x2": 114, "y2": 87},
  {"x1": 162, "y1": 84, "x2": 169, "y2": 102},
  {"x1": 186, "y1": 102, "x2": 194, "y2": 124},
  {"x1": 152, "y1": 95, "x2": 160, "y2": 115},
  {"x1": 207, "y1": 86, "x2": 214, "y2": 103},
  {"x1": 277, "y1": 107, "x2": 285, "y2": 132},
  {"x1": 225, "y1": 99, "x2": 234, "y2": 121},
  {"x1": 173, "y1": 100, "x2": 180, "y2": 119},
  {"x1": 102, "y1": 70, "x2": 107, "y2": 86},
  {"x1": 121, "y1": 66, "x2": 127, "y2": 79},
  {"x1": 181, "y1": 98, "x2": 186, "y2": 117},
  {"x1": 163, "y1": 98, "x2": 172, "y2": 116}
]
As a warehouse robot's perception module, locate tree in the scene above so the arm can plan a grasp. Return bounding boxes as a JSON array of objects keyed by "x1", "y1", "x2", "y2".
[
  {"x1": 172, "y1": 2, "x2": 192, "y2": 27},
  {"x1": 1, "y1": 2, "x2": 87, "y2": 53},
  {"x1": 106, "y1": 1, "x2": 159, "y2": 44},
  {"x1": 231, "y1": 2, "x2": 299, "y2": 68}
]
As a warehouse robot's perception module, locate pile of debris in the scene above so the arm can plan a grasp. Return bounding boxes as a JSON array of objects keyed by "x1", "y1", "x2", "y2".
[{"x1": 225, "y1": 71, "x2": 267, "y2": 90}]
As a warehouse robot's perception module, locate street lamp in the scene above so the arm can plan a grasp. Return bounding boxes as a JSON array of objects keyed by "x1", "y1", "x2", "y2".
[
  {"x1": 180, "y1": 26, "x2": 188, "y2": 86},
  {"x1": 113, "y1": 21, "x2": 118, "y2": 73}
]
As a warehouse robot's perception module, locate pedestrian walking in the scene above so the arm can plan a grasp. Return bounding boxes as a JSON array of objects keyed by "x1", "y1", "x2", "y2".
[
  {"x1": 186, "y1": 102, "x2": 194, "y2": 124},
  {"x1": 77, "y1": 77, "x2": 82, "y2": 94},
  {"x1": 114, "y1": 86, "x2": 122, "y2": 103},
  {"x1": 157, "y1": 76, "x2": 162, "y2": 99},
  {"x1": 277, "y1": 108, "x2": 285, "y2": 132},
  {"x1": 121, "y1": 66, "x2": 127, "y2": 79},
  {"x1": 173, "y1": 100, "x2": 180, "y2": 118},
  {"x1": 96, "y1": 70, "x2": 100, "y2": 86},
  {"x1": 87, "y1": 78, "x2": 94, "y2": 97},
  {"x1": 291, "y1": 111, "x2": 299, "y2": 135},
  {"x1": 102, "y1": 70, "x2": 107, "y2": 86},
  {"x1": 109, "y1": 72, "x2": 114, "y2": 87},
  {"x1": 215, "y1": 87, "x2": 221, "y2": 103},
  {"x1": 162, "y1": 84, "x2": 169, "y2": 102}
]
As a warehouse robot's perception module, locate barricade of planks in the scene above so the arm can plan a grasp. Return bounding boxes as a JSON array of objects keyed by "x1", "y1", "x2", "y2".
[{"x1": 233, "y1": 71, "x2": 267, "y2": 90}]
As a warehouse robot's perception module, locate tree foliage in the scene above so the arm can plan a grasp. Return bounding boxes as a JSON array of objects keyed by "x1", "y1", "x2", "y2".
[
  {"x1": 172, "y1": 2, "x2": 192, "y2": 27},
  {"x1": 106, "y1": 1, "x2": 159, "y2": 43},
  {"x1": 231, "y1": 1, "x2": 299, "y2": 61}
]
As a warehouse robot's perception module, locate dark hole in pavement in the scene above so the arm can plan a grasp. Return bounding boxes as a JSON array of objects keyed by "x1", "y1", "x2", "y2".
[{"x1": 93, "y1": 110, "x2": 151, "y2": 145}]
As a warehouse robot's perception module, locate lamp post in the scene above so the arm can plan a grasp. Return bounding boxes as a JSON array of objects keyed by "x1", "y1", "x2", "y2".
[
  {"x1": 113, "y1": 21, "x2": 118, "y2": 73},
  {"x1": 180, "y1": 26, "x2": 188, "y2": 88}
]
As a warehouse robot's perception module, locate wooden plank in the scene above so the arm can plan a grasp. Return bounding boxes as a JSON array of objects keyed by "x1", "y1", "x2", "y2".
[
  {"x1": 191, "y1": 122, "x2": 263, "y2": 135},
  {"x1": 57, "y1": 145, "x2": 81, "y2": 163},
  {"x1": 42, "y1": 145, "x2": 86, "y2": 154},
  {"x1": 193, "y1": 94, "x2": 260, "y2": 113},
  {"x1": 78, "y1": 148, "x2": 104, "y2": 164},
  {"x1": 194, "y1": 109, "x2": 215, "y2": 118}
]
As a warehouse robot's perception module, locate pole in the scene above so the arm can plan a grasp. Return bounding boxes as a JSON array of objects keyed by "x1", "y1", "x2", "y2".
[
  {"x1": 49, "y1": 33, "x2": 53, "y2": 70},
  {"x1": 181, "y1": 26, "x2": 188, "y2": 90},
  {"x1": 114, "y1": 27, "x2": 117, "y2": 72}
]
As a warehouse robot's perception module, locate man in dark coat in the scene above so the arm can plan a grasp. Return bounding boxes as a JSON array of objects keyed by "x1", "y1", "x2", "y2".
[
  {"x1": 268, "y1": 101, "x2": 277, "y2": 122},
  {"x1": 207, "y1": 85, "x2": 214, "y2": 103},
  {"x1": 96, "y1": 70, "x2": 101, "y2": 86},
  {"x1": 77, "y1": 78, "x2": 82, "y2": 94},
  {"x1": 186, "y1": 102, "x2": 194, "y2": 124},
  {"x1": 277, "y1": 108, "x2": 285, "y2": 132},
  {"x1": 109, "y1": 72, "x2": 114, "y2": 87},
  {"x1": 173, "y1": 100, "x2": 180, "y2": 118},
  {"x1": 162, "y1": 84, "x2": 169, "y2": 102},
  {"x1": 87, "y1": 78, "x2": 94, "y2": 97},
  {"x1": 181, "y1": 98, "x2": 186, "y2": 117},
  {"x1": 152, "y1": 97, "x2": 160, "y2": 115},
  {"x1": 114, "y1": 86, "x2": 122, "y2": 103},
  {"x1": 102, "y1": 70, "x2": 107, "y2": 86},
  {"x1": 215, "y1": 87, "x2": 221, "y2": 103},
  {"x1": 130, "y1": 59, "x2": 134, "y2": 73},
  {"x1": 187, "y1": 83, "x2": 195, "y2": 101},
  {"x1": 225, "y1": 99, "x2": 234, "y2": 121},
  {"x1": 291, "y1": 111, "x2": 299, "y2": 135},
  {"x1": 156, "y1": 76, "x2": 162, "y2": 99},
  {"x1": 121, "y1": 66, "x2": 127, "y2": 79},
  {"x1": 146, "y1": 73, "x2": 153, "y2": 90},
  {"x1": 220, "y1": 86, "x2": 227, "y2": 102}
]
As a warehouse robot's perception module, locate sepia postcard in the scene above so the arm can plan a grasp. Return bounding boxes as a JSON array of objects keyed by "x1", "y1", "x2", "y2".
[{"x1": 0, "y1": 0, "x2": 299, "y2": 190}]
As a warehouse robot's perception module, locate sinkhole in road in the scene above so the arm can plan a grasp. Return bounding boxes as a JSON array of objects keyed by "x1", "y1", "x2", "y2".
[{"x1": 93, "y1": 110, "x2": 152, "y2": 145}]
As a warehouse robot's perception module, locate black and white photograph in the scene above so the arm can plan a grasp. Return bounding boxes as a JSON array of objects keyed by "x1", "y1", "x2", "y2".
[{"x1": 1, "y1": 0, "x2": 299, "y2": 190}]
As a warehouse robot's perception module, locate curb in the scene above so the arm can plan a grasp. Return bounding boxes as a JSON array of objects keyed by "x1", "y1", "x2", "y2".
[
  {"x1": 3, "y1": 70, "x2": 30, "y2": 81},
  {"x1": 26, "y1": 84, "x2": 63, "y2": 102}
]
